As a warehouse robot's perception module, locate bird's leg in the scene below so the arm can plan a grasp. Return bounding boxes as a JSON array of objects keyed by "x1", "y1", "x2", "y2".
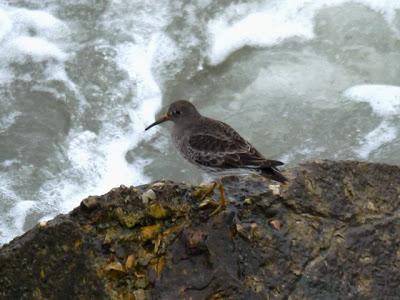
[{"x1": 209, "y1": 181, "x2": 227, "y2": 216}]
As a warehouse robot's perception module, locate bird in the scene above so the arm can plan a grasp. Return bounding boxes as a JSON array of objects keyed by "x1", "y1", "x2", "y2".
[{"x1": 145, "y1": 100, "x2": 287, "y2": 215}]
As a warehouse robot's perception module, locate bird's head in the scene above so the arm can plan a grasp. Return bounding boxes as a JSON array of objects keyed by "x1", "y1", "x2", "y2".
[{"x1": 145, "y1": 100, "x2": 200, "y2": 131}]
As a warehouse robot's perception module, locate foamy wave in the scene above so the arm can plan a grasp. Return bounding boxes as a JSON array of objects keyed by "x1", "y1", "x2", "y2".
[
  {"x1": 8, "y1": 36, "x2": 67, "y2": 62},
  {"x1": 0, "y1": 10, "x2": 12, "y2": 42},
  {"x1": 38, "y1": 128, "x2": 151, "y2": 214},
  {"x1": 0, "y1": 111, "x2": 20, "y2": 130},
  {"x1": 207, "y1": 0, "x2": 400, "y2": 65},
  {"x1": 344, "y1": 84, "x2": 400, "y2": 117},
  {"x1": 353, "y1": 121, "x2": 397, "y2": 159},
  {"x1": 0, "y1": 6, "x2": 68, "y2": 64},
  {"x1": 12, "y1": 8, "x2": 66, "y2": 37},
  {"x1": 0, "y1": 200, "x2": 38, "y2": 244},
  {"x1": 0, "y1": 176, "x2": 28, "y2": 244},
  {"x1": 37, "y1": 36, "x2": 166, "y2": 215},
  {"x1": 0, "y1": 2, "x2": 171, "y2": 244},
  {"x1": 0, "y1": 4, "x2": 72, "y2": 243},
  {"x1": 344, "y1": 84, "x2": 400, "y2": 159}
]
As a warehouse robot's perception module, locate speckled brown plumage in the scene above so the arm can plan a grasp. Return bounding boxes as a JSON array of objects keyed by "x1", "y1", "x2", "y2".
[{"x1": 145, "y1": 100, "x2": 286, "y2": 183}]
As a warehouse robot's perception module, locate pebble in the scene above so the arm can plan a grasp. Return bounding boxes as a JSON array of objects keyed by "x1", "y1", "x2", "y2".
[
  {"x1": 269, "y1": 184, "x2": 281, "y2": 196},
  {"x1": 81, "y1": 196, "x2": 98, "y2": 210},
  {"x1": 38, "y1": 220, "x2": 48, "y2": 228},
  {"x1": 152, "y1": 182, "x2": 165, "y2": 189},
  {"x1": 244, "y1": 198, "x2": 252, "y2": 205},
  {"x1": 141, "y1": 189, "x2": 156, "y2": 204},
  {"x1": 133, "y1": 289, "x2": 146, "y2": 300}
]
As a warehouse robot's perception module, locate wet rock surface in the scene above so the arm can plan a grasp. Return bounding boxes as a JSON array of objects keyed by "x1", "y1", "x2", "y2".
[{"x1": 0, "y1": 160, "x2": 399, "y2": 299}]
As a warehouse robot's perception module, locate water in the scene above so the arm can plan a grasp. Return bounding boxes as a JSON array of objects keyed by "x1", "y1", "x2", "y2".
[{"x1": 0, "y1": 0, "x2": 399, "y2": 244}]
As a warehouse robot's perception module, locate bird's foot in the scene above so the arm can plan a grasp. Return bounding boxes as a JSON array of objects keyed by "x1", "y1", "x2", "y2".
[
  {"x1": 209, "y1": 201, "x2": 227, "y2": 216},
  {"x1": 195, "y1": 181, "x2": 229, "y2": 216},
  {"x1": 192, "y1": 181, "x2": 218, "y2": 201},
  {"x1": 198, "y1": 197, "x2": 219, "y2": 209}
]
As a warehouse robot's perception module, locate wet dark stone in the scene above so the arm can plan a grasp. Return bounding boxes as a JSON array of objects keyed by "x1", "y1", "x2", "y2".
[
  {"x1": 0, "y1": 160, "x2": 399, "y2": 299},
  {"x1": 0, "y1": 217, "x2": 106, "y2": 299}
]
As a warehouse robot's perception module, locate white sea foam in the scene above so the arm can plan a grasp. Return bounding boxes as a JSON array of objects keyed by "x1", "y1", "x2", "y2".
[
  {"x1": 0, "y1": 5, "x2": 68, "y2": 65},
  {"x1": 0, "y1": 200, "x2": 36, "y2": 244},
  {"x1": 0, "y1": 10, "x2": 12, "y2": 42},
  {"x1": 344, "y1": 84, "x2": 400, "y2": 159},
  {"x1": 8, "y1": 36, "x2": 67, "y2": 62},
  {"x1": 207, "y1": 0, "x2": 400, "y2": 65},
  {"x1": 0, "y1": 111, "x2": 20, "y2": 130},
  {"x1": 353, "y1": 121, "x2": 397, "y2": 159},
  {"x1": 37, "y1": 34, "x2": 166, "y2": 215},
  {"x1": 344, "y1": 84, "x2": 400, "y2": 117},
  {"x1": 0, "y1": 177, "x2": 20, "y2": 244},
  {"x1": 0, "y1": 5, "x2": 72, "y2": 243},
  {"x1": 0, "y1": 2, "x2": 171, "y2": 244},
  {"x1": 11, "y1": 8, "x2": 66, "y2": 37},
  {"x1": 0, "y1": 160, "x2": 18, "y2": 168},
  {"x1": 10, "y1": 200, "x2": 36, "y2": 235},
  {"x1": 39, "y1": 128, "x2": 151, "y2": 214}
]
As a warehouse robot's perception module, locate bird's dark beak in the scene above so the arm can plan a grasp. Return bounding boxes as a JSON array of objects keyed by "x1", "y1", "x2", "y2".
[{"x1": 145, "y1": 114, "x2": 170, "y2": 131}]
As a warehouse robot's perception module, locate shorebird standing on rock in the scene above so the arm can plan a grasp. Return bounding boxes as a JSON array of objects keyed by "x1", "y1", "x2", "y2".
[{"x1": 145, "y1": 100, "x2": 287, "y2": 215}]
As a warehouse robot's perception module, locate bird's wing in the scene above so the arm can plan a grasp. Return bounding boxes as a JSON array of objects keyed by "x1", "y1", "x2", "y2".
[{"x1": 187, "y1": 127, "x2": 283, "y2": 169}]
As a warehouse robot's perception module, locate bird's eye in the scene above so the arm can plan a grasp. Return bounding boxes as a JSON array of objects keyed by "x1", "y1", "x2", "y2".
[{"x1": 174, "y1": 110, "x2": 181, "y2": 115}]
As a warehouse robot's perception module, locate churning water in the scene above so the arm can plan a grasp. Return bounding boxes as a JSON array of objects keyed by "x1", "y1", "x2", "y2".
[{"x1": 0, "y1": 0, "x2": 399, "y2": 244}]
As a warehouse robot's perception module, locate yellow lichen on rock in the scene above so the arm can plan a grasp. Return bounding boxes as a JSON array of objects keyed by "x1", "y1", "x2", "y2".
[
  {"x1": 150, "y1": 256, "x2": 166, "y2": 278},
  {"x1": 104, "y1": 261, "x2": 126, "y2": 275},
  {"x1": 125, "y1": 254, "x2": 136, "y2": 270},
  {"x1": 141, "y1": 224, "x2": 161, "y2": 241},
  {"x1": 114, "y1": 207, "x2": 143, "y2": 228},
  {"x1": 147, "y1": 204, "x2": 169, "y2": 219}
]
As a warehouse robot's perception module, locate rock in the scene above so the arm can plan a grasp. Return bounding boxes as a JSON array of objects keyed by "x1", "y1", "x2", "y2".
[
  {"x1": 125, "y1": 254, "x2": 136, "y2": 270},
  {"x1": 141, "y1": 224, "x2": 161, "y2": 241},
  {"x1": 38, "y1": 220, "x2": 48, "y2": 228},
  {"x1": 268, "y1": 184, "x2": 281, "y2": 196},
  {"x1": 133, "y1": 289, "x2": 147, "y2": 300},
  {"x1": 151, "y1": 182, "x2": 165, "y2": 189},
  {"x1": 269, "y1": 219, "x2": 282, "y2": 230},
  {"x1": 114, "y1": 207, "x2": 143, "y2": 228},
  {"x1": 104, "y1": 261, "x2": 126, "y2": 274},
  {"x1": 0, "y1": 161, "x2": 399, "y2": 299},
  {"x1": 141, "y1": 189, "x2": 156, "y2": 204},
  {"x1": 0, "y1": 217, "x2": 106, "y2": 299},
  {"x1": 81, "y1": 196, "x2": 98, "y2": 210},
  {"x1": 244, "y1": 198, "x2": 252, "y2": 205}
]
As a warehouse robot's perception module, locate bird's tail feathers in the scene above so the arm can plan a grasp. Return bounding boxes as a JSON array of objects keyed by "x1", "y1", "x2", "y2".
[{"x1": 260, "y1": 166, "x2": 287, "y2": 183}]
